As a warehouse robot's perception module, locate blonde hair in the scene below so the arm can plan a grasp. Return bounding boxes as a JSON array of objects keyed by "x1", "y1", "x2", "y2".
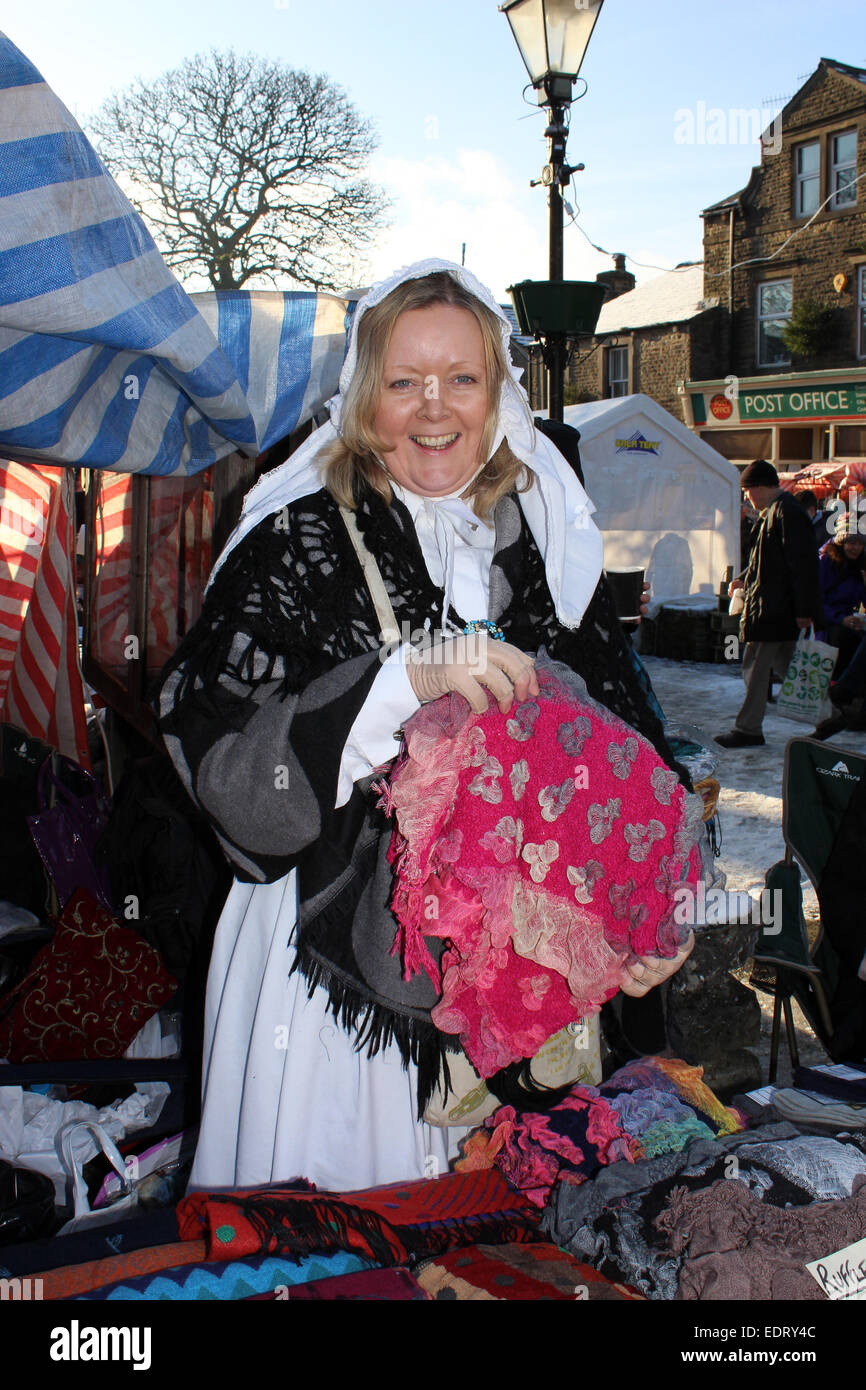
[{"x1": 322, "y1": 271, "x2": 534, "y2": 518}]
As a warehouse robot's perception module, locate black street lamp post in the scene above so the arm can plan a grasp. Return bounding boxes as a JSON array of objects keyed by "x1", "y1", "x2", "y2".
[
  {"x1": 541, "y1": 90, "x2": 570, "y2": 421},
  {"x1": 500, "y1": 0, "x2": 606, "y2": 420}
]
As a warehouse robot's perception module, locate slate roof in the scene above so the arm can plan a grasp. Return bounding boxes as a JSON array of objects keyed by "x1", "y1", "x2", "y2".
[{"x1": 592, "y1": 263, "x2": 716, "y2": 334}]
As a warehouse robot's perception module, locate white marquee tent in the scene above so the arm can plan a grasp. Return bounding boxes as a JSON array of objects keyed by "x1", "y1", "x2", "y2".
[{"x1": 564, "y1": 394, "x2": 741, "y2": 605}]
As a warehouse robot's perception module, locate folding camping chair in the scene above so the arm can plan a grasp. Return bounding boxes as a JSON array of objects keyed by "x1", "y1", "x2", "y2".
[{"x1": 752, "y1": 736, "x2": 866, "y2": 1082}]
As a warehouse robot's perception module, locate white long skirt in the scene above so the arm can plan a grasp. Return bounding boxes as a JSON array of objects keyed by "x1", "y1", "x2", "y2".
[{"x1": 188, "y1": 873, "x2": 464, "y2": 1192}]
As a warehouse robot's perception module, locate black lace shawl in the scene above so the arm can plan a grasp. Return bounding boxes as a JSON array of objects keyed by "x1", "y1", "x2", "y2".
[{"x1": 157, "y1": 433, "x2": 683, "y2": 1113}]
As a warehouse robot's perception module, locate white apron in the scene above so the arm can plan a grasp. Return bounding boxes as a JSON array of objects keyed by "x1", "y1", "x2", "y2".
[{"x1": 188, "y1": 872, "x2": 464, "y2": 1192}]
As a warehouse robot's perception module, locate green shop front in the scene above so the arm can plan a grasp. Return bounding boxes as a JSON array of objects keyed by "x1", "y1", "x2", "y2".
[{"x1": 682, "y1": 367, "x2": 866, "y2": 472}]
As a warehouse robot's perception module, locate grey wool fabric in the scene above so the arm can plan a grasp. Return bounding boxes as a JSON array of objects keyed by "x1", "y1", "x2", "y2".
[{"x1": 543, "y1": 1124, "x2": 866, "y2": 1300}]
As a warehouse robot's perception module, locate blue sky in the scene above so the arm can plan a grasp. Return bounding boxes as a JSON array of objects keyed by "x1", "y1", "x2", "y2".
[{"x1": 6, "y1": 0, "x2": 866, "y2": 298}]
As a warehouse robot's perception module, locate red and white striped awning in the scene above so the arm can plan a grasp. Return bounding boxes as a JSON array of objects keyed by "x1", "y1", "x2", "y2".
[
  {"x1": 779, "y1": 461, "x2": 866, "y2": 499},
  {"x1": 0, "y1": 461, "x2": 89, "y2": 766}
]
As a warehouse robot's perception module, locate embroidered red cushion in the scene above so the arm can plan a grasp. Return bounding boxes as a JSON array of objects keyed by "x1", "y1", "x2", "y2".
[{"x1": 0, "y1": 889, "x2": 177, "y2": 1062}]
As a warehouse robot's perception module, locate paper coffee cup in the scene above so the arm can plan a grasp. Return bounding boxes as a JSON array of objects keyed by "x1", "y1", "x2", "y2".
[{"x1": 605, "y1": 567, "x2": 645, "y2": 623}]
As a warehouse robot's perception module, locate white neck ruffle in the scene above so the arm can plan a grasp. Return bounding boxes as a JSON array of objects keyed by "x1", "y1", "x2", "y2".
[{"x1": 392, "y1": 481, "x2": 493, "y2": 632}]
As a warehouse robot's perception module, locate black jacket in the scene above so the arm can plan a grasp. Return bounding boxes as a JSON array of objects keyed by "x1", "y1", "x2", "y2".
[{"x1": 740, "y1": 489, "x2": 821, "y2": 642}]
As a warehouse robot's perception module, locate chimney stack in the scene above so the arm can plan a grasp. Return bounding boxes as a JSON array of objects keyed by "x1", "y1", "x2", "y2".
[{"x1": 596, "y1": 252, "x2": 635, "y2": 302}]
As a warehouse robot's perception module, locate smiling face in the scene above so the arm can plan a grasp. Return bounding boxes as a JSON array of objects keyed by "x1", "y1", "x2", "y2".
[{"x1": 372, "y1": 303, "x2": 489, "y2": 497}]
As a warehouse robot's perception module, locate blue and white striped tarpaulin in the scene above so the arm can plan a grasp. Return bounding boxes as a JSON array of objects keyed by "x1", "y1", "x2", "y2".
[{"x1": 0, "y1": 33, "x2": 353, "y2": 476}]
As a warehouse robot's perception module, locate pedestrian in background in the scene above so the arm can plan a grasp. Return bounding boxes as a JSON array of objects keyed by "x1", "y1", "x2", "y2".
[
  {"x1": 816, "y1": 513, "x2": 866, "y2": 675},
  {"x1": 716, "y1": 459, "x2": 821, "y2": 749}
]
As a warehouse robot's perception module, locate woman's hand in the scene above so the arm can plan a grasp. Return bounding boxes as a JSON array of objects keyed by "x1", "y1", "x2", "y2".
[
  {"x1": 619, "y1": 932, "x2": 695, "y2": 998},
  {"x1": 406, "y1": 634, "x2": 538, "y2": 714}
]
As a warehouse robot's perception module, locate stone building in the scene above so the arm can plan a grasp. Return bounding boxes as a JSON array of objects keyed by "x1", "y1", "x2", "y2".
[
  {"x1": 562, "y1": 261, "x2": 724, "y2": 419},
  {"x1": 683, "y1": 58, "x2": 866, "y2": 468},
  {"x1": 553, "y1": 59, "x2": 866, "y2": 470}
]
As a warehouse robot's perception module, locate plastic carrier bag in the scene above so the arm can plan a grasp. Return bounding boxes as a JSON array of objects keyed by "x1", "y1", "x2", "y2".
[{"x1": 777, "y1": 632, "x2": 838, "y2": 725}]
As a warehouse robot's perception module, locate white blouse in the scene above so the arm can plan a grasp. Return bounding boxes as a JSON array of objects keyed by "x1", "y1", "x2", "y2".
[{"x1": 336, "y1": 484, "x2": 496, "y2": 806}]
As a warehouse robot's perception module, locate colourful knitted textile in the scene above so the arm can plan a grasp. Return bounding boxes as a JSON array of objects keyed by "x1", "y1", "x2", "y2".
[
  {"x1": 175, "y1": 1169, "x2": 540, "y2": 1265},
  {"x1": 383, "y1": 661, "x2": 703, "y2": 1078},
  {"x1": 457, "y1": 1057, "x2": 745, "y2": 1208},
  {"x1": 38, "y1": 1241, "x2": 205, "y2": 1301},
  {"x1": 645, "y1": 1056, "x2": 745, "y2": 1136},
  {"x1": 457, "y1": 1091, "x2": 641, "y2": 1207},
  {"x1": 71, "y1": 1250, "x2": 369, "y2": 1301}
]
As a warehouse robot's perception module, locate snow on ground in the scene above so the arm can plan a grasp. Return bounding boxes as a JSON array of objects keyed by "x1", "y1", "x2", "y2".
[
  {"x1": 645, "y1": 655, "x2": 866, "y2": 1081},
  {"x1": 643, "y1": 655, "x2": 866, "y2": 917}
]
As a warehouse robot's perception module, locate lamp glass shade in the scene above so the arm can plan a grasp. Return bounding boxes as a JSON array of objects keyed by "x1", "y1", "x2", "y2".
[
  {"x1": 548, "y1": 0, "x2": 604, "y2": 77},
  {"x1": 501, "y1": 0, "x2": 604, "y2": 84},
  {"x1": 502, "y1": 0, "x2": 548, "y2": 84}
]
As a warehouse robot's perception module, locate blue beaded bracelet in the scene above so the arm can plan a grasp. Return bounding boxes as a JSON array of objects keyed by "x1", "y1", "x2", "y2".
[{"x1": 463, "y1": 619, "x2": 505, "y2": 641}]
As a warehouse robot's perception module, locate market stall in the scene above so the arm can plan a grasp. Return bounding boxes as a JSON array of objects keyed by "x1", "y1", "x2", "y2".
[
  {"x1": 564, "y1": 395, "x2": 741, "y2": 603},
  {"x1": 2, "y1": 33, "x2": 865, "y2": 1319}
]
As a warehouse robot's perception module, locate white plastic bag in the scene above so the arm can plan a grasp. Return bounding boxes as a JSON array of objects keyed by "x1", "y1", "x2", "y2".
[
  {"x1": 56, "y1": 1120, "x2": 140, "y2": 1233},
  {"x1": 777, "y1": 631, "x2": 838, "y2": 724},
  {"x1": 0, "y1": 1082, "x2": 168, "y2": 1204}
]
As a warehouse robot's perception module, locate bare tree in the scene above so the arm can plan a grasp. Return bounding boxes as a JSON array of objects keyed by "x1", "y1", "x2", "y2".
[{"x1": 88, "y1": 49, "x2": 389, "y2": 291}]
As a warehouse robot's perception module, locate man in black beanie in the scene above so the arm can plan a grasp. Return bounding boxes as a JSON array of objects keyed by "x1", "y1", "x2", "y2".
[{"x1": 716, "y1": 459, "x2": 821, "y2": 748}]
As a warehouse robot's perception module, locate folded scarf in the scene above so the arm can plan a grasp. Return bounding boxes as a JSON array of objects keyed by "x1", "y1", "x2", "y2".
[
  {"x1": 38, "y1": 1241, "x2": 205, "y2": 1302},
  {"x1": 176, "y1": 1169, "x2": 540, "y2": 1265},
  {"x1": 71, "y1": 1250, "x2": 370, "y2": 1301},
  {"x1": 257, "y1": 1266, "x2": 428, "y2": 1301},
  {"x1": 0, "y1": 1207, "x2": 180, "y2": 1279}
]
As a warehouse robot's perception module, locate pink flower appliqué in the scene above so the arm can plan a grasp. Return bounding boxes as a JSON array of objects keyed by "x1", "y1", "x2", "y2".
[
  {"x1": 466, "y1": 726, "x2": 488, "y2": 767},
  {"x1": 521, "y1": 840, "x2": 560, "y2": 883},
  {"x1": 479, "y1": 816, "x2": 524, "y2": 864},
  {"x1": 517, "y1": 974, "x2": 552, "y2": 1012},
  {"x1": 509, "y1": 759, "x2": 529, "y2": 802},
  {"x1": 506, "y1": 700, "x2": 539, "y2": 742},
  {"x1": 437, "y1": 827, "x2": 464, "y2": 863}
]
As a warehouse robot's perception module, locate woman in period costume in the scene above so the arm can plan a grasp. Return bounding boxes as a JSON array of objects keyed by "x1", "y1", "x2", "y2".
[{"x1": 158, "y1": 260, "x2": 694, "y2": 1192}]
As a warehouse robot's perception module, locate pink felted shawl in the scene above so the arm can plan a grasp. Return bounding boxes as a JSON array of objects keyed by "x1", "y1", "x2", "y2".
[{"x1": 380, "y1": 660, "x2": 703, "y2": 1080}]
